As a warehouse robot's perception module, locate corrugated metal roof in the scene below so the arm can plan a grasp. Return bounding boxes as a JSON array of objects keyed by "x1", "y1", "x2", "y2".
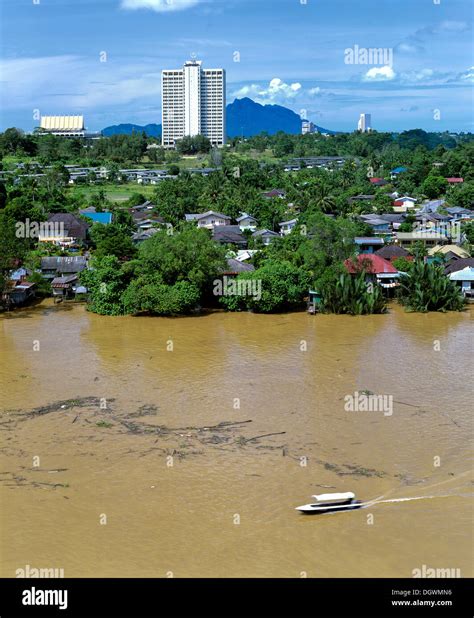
[
  {"x1": 449, "y1": 267, "x2": 474, "y2": 281},
  {"x1": 40, "y1": 116, "x2": 84, "y2": 131},
  {"x1": 345, "y1": 254, "x2": 398, "y2": 274},
  {"x1": 354, "y1": 237, "x2": 384, "y2": 244}
]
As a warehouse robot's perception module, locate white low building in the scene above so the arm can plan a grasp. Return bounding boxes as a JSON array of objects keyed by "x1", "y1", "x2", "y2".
[
  {"x1": 393, "y1": 196, "x2": 417, "y2": 213},
  {"x1": 236, "y1": 213, "x2": 257, "y2": 231},
  {"x1": 449, "y1": 267, "x2": 474, "y2": 298},
  {"x1": 278, "y1": 218, "x2": 298, "y2": 236},
  {"x1": 185, "y1": 211, "x2": 231, "y2": 229}
]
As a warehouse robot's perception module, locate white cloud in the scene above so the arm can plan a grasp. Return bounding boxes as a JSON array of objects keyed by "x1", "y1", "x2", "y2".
[
  {"x1": 395, "y1": 42, "x2": 423, "y2": 54},
  {"x1": 399, "y1": 69, "x2": 435, "y2": 83},
  {"x1": 438, "y1": 21, "x2": 469, "y2": 33},
  {"x1": 233, "y1": 78, "x2": 303, "y2": 104},
  {"x1": 267, "y1": 78, "x2": 302, "y2": 97},
  {"x1": 177, "y1": 37, "x2": 231, "y2": 47},
  {"x1": 459, "y1": 66, "x2": 474, "y2": 82},
  {"x1": 362, "y1": 66, "x2": 396, "y2": 82},
  {"x1": 0, "y1": 55, "x2": 163, "y2": 114},
  {"x1": 121, "y1": 0, "x2": 201, "y2": 12},
  {"x1": 231, "y1": 78, "x2": 323, "y2": 105}
]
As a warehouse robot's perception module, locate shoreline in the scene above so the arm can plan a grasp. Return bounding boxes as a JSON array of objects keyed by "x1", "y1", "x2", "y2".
[{"x1": 1, "y1": 297, "x2": 472, "y2": 319}]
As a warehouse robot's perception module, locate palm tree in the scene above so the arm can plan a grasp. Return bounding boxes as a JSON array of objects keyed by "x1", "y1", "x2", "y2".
[
  {"x1": 398, "y1": 261, "x2": 465, "y2": 312},
  {"x1": 312, "y1": 184, "x2": 336, "y2": 214}
]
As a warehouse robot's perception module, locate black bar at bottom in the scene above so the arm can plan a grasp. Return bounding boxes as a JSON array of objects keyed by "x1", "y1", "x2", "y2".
[{"x1": 0, "y1": 578, "x2": 471, "y2": 618}]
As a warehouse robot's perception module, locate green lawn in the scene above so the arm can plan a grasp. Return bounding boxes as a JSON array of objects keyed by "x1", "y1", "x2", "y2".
[{"x1": 68, "y1": 183, "x2": 157, "y2": 203}]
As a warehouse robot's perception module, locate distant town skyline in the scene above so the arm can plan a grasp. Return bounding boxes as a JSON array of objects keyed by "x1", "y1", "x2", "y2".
[{"x1": 0, "y1": 0, "x2": 472, "y2": 133}]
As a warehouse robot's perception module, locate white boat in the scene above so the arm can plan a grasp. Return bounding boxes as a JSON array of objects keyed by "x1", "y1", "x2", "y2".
[{"x1": 295, "y1": 492, "x2": 360, "y2": 514}]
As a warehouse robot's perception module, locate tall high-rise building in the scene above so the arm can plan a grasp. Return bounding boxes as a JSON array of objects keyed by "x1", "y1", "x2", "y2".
[
  {"x1": 162, "y1": 60, "x2": 226, "y2": 148},
  {"x1": 357, "y1": 113, "x2": 372, "y2": 133},
  {"x1": 302, "y1": 120, "x2": 316, "y2": 135}
]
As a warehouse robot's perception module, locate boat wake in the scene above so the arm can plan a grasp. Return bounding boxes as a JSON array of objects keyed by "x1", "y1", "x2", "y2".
[
  {"x1": 366, "y1": 494, "x2": 460, "y2": 506},
  {"x1": 363, "y1": 471, "x2": 474, "y2": 508}
]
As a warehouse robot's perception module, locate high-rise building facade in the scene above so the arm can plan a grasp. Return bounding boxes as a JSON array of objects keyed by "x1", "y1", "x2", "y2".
[
  {"x1": 162, "y1": 60, "x2": 226, "y2": 148},
  {"x1": 357, "y1": 113, "x2": 372, "y2": 133},
  {"x1": 302, "y1": 120, "x2": 316, "y2": 135}
]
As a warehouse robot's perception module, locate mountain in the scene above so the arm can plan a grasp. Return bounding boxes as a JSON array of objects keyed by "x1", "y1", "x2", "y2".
[
  {"x1": 226, "y1": 98, "x2": 339, "y2": 137},
  {"x1": 100, "y1": 99, "x2": 338, "y2": 138},
  {"x1": 101, "y1": 123, "x2": 161, "y2": 137},
  {"x1": 226, "y1": 97, "x2": 302, "y2": 137}
]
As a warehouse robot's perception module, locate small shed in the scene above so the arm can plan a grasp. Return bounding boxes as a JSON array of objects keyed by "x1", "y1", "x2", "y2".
[
  {"x1": 51, "y1": 275, "x2": 78, "y2": 299},
  {"x1": 449, "y1": 267, "x2": 474, "y2": 298},
  {"x1": 307, "y1": 289, "x2": 322, "y2": 314}
]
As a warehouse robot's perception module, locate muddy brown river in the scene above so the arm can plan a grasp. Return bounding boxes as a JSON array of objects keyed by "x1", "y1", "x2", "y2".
[{"x1": 1, "y1": 302, "x2": 472, "y2": 578}]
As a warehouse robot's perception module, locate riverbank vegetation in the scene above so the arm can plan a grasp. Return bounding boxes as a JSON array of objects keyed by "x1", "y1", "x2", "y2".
[
  {"x1": 397, "y1": 262, "x2": 466, "y2": 312},
  {"x1": 80, "y1": 228, "x2": 227, "y2": 316},
  {"x1": 319, "y1": 273, "x2": 387, "y2": 315}
]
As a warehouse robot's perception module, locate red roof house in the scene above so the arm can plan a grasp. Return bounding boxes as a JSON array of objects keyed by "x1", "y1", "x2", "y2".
[
  {"x1": 369, "y1": 177, "x2": 388, "y2": 186},
  {"x1": 445, "y1": 177, "x2": 464, "y2": 184},
  {"x1": 344, "y1": 254, "x2": 398, "y2": 274}
]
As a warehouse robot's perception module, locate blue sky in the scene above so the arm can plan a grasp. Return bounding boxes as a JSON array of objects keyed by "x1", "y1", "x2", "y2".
[{"x1": 0, "y1": 0, "x2": 473, "y2": 132}]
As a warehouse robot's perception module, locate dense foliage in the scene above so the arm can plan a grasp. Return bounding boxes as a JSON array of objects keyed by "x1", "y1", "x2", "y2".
[
  {"x1": 319, "y1": 272, "x2": 387, "y2": 315},
  {"x1": 79, "y1": 256, "x2": 130, "y2": 316},
  {"x1": 122, "y1": 278, "x2": 200, "y2": 316},
  {"x1": 80, "y1": 228, "x2": 226, "y2": 316},
  {"x1": 89, "y1": 223, "x2": 137, "y2": 260},
  {"x1": 220, "y1": 261, "x2": 310, "y2": 313},
  {"x1": 397, "y1": 262, "x2": 465, "y2": 312}
]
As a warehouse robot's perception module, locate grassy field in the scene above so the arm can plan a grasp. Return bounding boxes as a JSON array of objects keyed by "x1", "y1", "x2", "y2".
[{"x1": 68, "y1": 183, "x2": 157, "y2": 203}]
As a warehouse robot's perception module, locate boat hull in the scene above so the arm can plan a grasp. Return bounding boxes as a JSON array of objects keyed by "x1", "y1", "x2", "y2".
[{"x1": 295, "y1": 500, "x2": 362, "y2": 514}]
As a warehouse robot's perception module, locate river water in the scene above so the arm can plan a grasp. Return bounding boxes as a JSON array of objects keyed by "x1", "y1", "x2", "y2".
[{"x1": 1, "y1": 302, "x2": 472, "y2": 578}]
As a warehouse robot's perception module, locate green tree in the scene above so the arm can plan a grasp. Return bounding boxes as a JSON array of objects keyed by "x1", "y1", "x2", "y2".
[
  {"x1": 319, "y1": 272, "x2": 387, "y2": 315},
  {"x1": 392, "y1": 257, "x2": 414, "y2": 273},
  {"x1": 27, "y1": 271, "x2": 51, "y2": 297},
  {"x1": 220, "y1": 261, "x2": 310, "y2": 313},
  {"x1": 122, "y1": 276, "x2": 200, "y2": 315},
  {"x1": 137, "y1": 227, "x2": 227, "y2": 294},
  {"x1": 90, "y1": 223, "x2": 137, "y2": 260},
  {"x1": 397, "y1": 261, "x2": 465, "y2": 312},
  {"x1": 462, "y1": 221, "x2": 474, "y2": 245},
  {"x1": 421, "y1": 175, "x2": 448, "y2": 199},
  {"x1": 80, "y1": 255, "x2": 129, "y2": 315},
  {"x1": 0, "y1": 213, "x2": 29, "y2": 301},
  {"x1": 176, "y1": 135, "x2": 211, "y2": 155}
]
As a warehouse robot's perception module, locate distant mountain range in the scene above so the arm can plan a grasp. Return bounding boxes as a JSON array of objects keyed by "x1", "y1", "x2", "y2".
[
  {"x1": 227, "y1": 97, "x2": 303, "y2": 136},
  {"x1": 227, "y1": 97, "x2": 338, "y2": 136},
  {"x1": 102, "y1": 123, "x2": 161, "y2": 137},
  {"x1": 101, "y1": 98, "x2": 338, "y2": 138}
]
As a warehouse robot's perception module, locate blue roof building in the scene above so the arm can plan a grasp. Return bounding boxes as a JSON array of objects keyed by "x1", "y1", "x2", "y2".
[
  {"x1": 80, "y1": 211, "x2": 113, "y2": 225},
  {"x1": 354, "y1": 237, "x2": 385, "y2": 254}
]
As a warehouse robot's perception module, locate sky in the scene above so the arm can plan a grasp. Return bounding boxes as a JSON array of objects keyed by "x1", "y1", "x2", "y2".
[{"x1": 0, "y1": 0, "x2": 473, "y2": 133}]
